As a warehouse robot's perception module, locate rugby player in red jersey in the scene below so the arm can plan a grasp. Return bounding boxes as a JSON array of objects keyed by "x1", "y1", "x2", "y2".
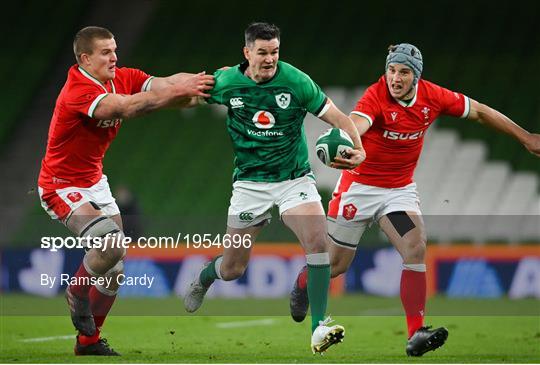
[
  {"x1": 290, "y1": 43, "x2": 540, "y2": 356},
  {"x1": 38, "y1": 26, "x2": 214, "y2": 355}
]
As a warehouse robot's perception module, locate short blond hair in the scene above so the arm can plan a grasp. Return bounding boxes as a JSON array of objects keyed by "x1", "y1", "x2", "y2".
[{"x1": 73, "y1": 26, "x2": 114, "y2": 64}]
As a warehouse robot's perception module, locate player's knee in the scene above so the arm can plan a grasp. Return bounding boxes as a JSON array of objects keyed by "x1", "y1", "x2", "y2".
[
  {"x1": 220, "y1": 262, "x2": 247, "y2": 281},
  {"x1": 80, "y1": 216, "x2": 126, "y2": 265},
  {"x1": 302, "y1": 232, "x2": 328, "y2": 254},
  {"x1": 101, "y1": 244, "x2": 126, "y2": 264},
  {"x1": 105, "y1": 260, "x2": 124, "y2": 277},
  {"x1": 402, "y1": 234, "x2": 427, "y2": 262}
]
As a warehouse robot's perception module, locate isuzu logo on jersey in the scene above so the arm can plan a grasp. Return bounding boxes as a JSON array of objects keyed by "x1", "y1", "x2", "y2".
[
  {"x1": 252, "y1": 111, "x2": 276, "y2": 129},
  {"x1": 383, "y1": 130, "x2": 425, "y2": 140},
  {"x1": 275, "y1": 93, "x2": 291, "y2": 109},
  {"x1": 96, "y1": 119, "x2": 122, "y2": 128}
]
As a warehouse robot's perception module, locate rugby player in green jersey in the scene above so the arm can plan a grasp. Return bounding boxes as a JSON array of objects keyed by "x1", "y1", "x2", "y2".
[{"x1": 183, "y1": 22, "x2": 365, "y2": 353}]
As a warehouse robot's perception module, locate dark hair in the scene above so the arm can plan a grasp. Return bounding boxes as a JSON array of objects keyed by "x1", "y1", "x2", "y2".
[
  {"x1": 73, "y1": 26, "x2": 114, "y2": 63},
  {"x1": 244, "y1": 22, "x2": 280, "y2": 47}
]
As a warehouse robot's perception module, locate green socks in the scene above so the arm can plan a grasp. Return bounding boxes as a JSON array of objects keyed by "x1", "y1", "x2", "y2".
[
  {"x1": 199, "y1": 255, "x2": 223, "y2": 288},
  {"x1": 307, "y1": 253, "x2": 331, "y2": 333}
]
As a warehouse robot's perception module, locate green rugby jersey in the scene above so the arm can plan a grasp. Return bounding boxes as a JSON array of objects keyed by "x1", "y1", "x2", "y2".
[{"x1": 207, "y1": 60, "x2": 327, "y2": 182}]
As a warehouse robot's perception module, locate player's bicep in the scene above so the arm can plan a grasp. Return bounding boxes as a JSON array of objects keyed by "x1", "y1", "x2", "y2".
[
  {"x1": 92, "y1": 94, "x2": 127, "y2": 120},
  {"x1": 350, "y1": 113, "x2": 372, "y2": 136}
]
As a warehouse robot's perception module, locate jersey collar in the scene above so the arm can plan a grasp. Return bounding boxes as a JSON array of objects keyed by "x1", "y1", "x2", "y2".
[
  {"x1": 78, "y1": 66, "x2": 116, "y2": 94},
  {"x1": 394, "y1": 85, "x2": 417, "y2": 108}
]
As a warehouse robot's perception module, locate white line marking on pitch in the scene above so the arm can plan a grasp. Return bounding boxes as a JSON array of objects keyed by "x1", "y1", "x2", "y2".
[
  {"x1": 216, "y1": 318, "x2": 278, "y2": 329},
  {"x1": 19, "y1": 335, "x2": 74, "y2": 343}
]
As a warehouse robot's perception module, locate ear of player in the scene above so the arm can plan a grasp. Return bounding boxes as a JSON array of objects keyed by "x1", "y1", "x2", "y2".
[{"x1": 315, "y1": 128, "x2": 354, "y2": 167}]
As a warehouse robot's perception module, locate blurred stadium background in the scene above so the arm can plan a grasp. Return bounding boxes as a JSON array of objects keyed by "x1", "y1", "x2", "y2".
[{"x1": 0, "y1": 0, "x2": 539, "y2": 356}]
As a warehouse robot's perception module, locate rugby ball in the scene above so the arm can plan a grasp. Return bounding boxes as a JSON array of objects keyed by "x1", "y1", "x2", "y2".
[{"x1": 315, "y1": 128, "x2": 354, "y2": 166}]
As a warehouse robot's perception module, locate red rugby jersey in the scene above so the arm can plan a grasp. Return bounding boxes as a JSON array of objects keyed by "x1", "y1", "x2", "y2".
[
  {"x1": 346, "y1": 76, "x2": 469, "y2": 188},
  {"x1": 38, "y1": 65, "x2": 152, "y2": 189}
]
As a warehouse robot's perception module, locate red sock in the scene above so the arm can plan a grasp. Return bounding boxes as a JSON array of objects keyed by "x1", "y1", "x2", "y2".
[
  {"x1": 400, "y1": 269, "x2": 426, "y2": 338},
  {"x1": 297, "y1": 266, "x2": 308, "y2": 290},
  {"x1": 69, "y1": 263, "x2": 94, "y2": 298},
  {"x1": 78, "y1": 331, "x2": 100, "y2": 345},
  {"x1": 89, "y1": 286, "x2": 117, "y2": 331}
]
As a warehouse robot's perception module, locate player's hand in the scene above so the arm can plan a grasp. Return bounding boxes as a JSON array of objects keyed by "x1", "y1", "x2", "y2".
[
  {"x1": 523, "y1": 133, "x2": 540, "y2": 157},
  {"x1": 175, "y1": 72, "x2": 215, "y2": 98},
  {"x1": 218, "y1": 66, "x2": 231, "y2": 71},
  {"x1": 331, "y1": 147, "x2": 366, "y2": 169}
]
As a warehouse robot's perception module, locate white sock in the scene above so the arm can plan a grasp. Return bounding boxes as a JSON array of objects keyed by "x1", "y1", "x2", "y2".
[
  {"x1": 403, "y1": 263, "x2": 426, "y2": 272},
  {"x1": 306, "y1": 252, "x2": 330, "y2": 266}
]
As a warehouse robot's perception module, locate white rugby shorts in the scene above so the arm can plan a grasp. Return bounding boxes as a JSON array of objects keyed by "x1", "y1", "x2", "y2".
[
  {"x1": 38, "y1": 175, "x2": 120, "y2": 222},
  {"x1": 227, "y1": 173, "x2": 322, "y2": 229},
  {"x1": 327, "y1": 176, "x2": 421, "y2": 249}
]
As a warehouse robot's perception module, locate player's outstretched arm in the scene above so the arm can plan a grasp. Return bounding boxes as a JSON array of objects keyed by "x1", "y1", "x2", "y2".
[
  {"x1": 150, "y1": 72, "x2": 214, "y2": 91},
  {"x1": 144, "y1": 72, "x2": 215, "y2": 109},
  {"x1": 93, "y1": 72, "x2": 214, "y2": 120},
  {"x1": 467, "y1": 99, "x2": 540, "y2": 157},
  {"x1": 319, "y1": 100, "x2": 366, "y2": 169}
]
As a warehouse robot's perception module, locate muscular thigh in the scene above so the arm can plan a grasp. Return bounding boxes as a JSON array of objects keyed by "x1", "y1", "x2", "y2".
[
  {"x1": 379, "y1": 211, "x2": 426, "y2": 257},
  {"x1": 282, "y1": 201, "x2": 327, "y2": 253},
  {"x1": 66, "y1": 202, "x2": 104, "y2": 235}
]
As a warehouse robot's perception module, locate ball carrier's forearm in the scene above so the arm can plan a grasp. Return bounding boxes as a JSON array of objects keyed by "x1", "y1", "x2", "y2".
[
  {"x1": 320, "y1": 101, "x2": 363, "y2": 149},
  {"x1": 319, "y1": 100, "x2": 367, "y2": 169},
  {"x1": 331, "y1": 113, "x2": 364, "y2": 151}
]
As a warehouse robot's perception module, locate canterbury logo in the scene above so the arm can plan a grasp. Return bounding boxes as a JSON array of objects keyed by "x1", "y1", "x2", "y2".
[
  {"x1": 230, "y1": 97, "x2": 244, "y2": 108},
  {"x1": 239, "y1": 212, "x2": 254, "y2": 221}
]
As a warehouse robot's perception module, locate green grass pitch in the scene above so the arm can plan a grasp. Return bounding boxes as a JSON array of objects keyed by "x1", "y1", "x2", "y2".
[{"x1": 1, "y1": 294, "x2": 539, "y2": 363}]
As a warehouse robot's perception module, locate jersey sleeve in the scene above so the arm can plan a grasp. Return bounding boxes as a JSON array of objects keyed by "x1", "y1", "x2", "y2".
[
  {"x1": 437, "y1": 84, "x2": 470, "y2": 118},
  {"x1": 63, "y1": 82, "x2": 109, "y2": 119},
  {"x1": 124, "y1": 67, "x2": 153, "y2": 94},
  {"x1": 206, "y1": 69, "x2": 226, "y2": 105},
  {"x1": 297, "y1": 73, "x2": 327, "y2": 116},
  {"x1": 350, "y1": 85, "x2": 380, "y2": 126}
]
